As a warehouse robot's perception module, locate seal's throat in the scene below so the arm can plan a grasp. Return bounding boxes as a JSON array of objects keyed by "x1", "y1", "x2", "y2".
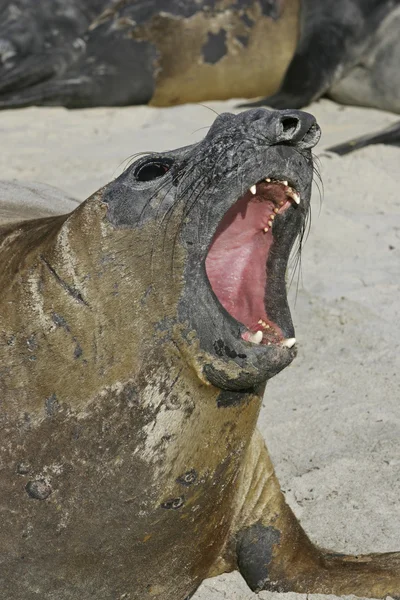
[{"x1": 205, "y1": 179, "x2": 299, "y2": 346}]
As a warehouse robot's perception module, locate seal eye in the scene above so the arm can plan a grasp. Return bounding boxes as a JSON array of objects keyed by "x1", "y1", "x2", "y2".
[{"x1": 135, "y1": 160, "x2": 172, "y2": 182}]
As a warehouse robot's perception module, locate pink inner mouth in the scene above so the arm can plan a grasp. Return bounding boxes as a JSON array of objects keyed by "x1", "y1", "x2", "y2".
[{"x1": 205, "y1": 180, "x2": 295, "y2": 345}]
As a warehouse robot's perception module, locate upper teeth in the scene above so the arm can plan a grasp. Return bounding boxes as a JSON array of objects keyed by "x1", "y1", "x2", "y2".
[
  {"x1": 249, "y1": 179, "x2": 300, "y2": 205},
  {"x1": 286, "y1": 189, "x2": 300, "y2": 205}
]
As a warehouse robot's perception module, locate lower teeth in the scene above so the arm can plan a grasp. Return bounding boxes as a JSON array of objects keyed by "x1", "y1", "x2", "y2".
[{"x1": 248, "y1": 330, "x2": 263, "y2": 344}]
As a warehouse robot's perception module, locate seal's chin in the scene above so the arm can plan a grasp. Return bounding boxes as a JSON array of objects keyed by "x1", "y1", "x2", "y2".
[{"x1": 205, "y1": 178, "x2": 299, "y2": 349}]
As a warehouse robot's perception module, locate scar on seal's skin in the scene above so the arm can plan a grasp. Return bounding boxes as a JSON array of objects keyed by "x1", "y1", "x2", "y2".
[{"x1": 40, "y1": 254, "x2": 89, "y2": 307}]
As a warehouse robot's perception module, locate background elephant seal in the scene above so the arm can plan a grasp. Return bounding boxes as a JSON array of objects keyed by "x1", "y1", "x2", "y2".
[
  {"x1": 1, "y1": 108, "x2": 400, "y2": 599},
  {"x1": 1, "y1": 0, "x2": 400, "y2": 120},
  {"x1": 0, "y1": 0, "x2": 300, "y2": 108}
]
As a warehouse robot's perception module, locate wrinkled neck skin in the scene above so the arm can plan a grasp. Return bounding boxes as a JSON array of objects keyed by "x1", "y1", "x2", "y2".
[
  {"x1": 0, "y1": 188, "x2": 248, "y2": 413},
  {"x1": 0, "y1": 181, "x2": 266, "y2": 463}
]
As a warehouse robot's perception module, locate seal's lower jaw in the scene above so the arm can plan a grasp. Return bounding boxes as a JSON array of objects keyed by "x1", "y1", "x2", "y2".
[{"x1": 204, "y1": 177, "x2": 301, "y2": 387}]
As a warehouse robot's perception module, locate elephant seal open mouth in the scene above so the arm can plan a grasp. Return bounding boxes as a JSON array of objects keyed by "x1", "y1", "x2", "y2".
[
  {"x1": 169, "y1": 109, "x2": 318, "y2": 391},
  {"x1": 1, "y1": 109, "x2": 400, "y2": 600}
]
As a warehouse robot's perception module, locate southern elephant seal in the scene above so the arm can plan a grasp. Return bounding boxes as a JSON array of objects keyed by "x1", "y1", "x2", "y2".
[
  {"x1": 1, "y1": 109, "x2": 400, "y2": 599},
  {"x1": 0, "y1": 0, "x2": 300, "y2": 108}
]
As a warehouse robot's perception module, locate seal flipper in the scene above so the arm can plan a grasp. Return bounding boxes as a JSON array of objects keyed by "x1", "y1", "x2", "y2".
[
  {"x1": 0, "y1": 43, "x2": 87, "y2": 97},
  {"x1": 326, "y1": 119, "x2": 400, "y2": 156},
  {"x1": 232, "y1": 430, "x2": 400, "y2": 596}
]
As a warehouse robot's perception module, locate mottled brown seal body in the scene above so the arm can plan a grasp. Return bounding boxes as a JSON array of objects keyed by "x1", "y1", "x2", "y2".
[
  {"x1": 144, "y1": 1, "x2": 300, "y2": 106},
  {"x1": 0, "y1": 0, "x2": 300, "y2": 108},
  {"x1": 1, "y1": 110, "x2": 400, "y2": 599}
]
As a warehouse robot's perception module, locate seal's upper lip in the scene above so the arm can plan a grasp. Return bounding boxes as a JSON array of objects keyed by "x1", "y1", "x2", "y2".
[{"x1": 205, "y1": 177, "x2": 300, "y2": 348}]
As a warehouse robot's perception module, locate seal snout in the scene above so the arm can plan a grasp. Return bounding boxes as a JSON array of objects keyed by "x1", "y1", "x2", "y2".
[
  {"x1": 237, "y1": 107, "x2": 321, "y2": 150},
  {"x1": 177, "y1": 108, "x2": 320, "y2": 386},
  {"x1": 273, "y1": 109, "x2": 321, "y2": 149}
]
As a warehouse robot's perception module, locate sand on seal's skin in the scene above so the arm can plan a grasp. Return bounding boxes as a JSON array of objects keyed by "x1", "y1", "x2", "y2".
[{"x1": 0, "y1": 99, "x2": 399, "y2": 600}]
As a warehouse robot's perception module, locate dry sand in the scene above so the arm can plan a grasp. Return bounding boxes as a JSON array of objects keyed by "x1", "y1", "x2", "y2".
[{"x1": 1, "y1": 99, "x2": 399, "y2": 599}]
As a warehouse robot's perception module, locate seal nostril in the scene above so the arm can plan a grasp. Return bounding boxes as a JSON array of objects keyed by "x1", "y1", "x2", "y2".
[
  {"x1": 280, "y1": 116, "x2": 299, "y2": 136},
  {"x1": 275, "y1": 110, "x2": 321, "y2": 148},
  {"x1": 301, "y1": 122, "x2": 322, "y2": 149}
]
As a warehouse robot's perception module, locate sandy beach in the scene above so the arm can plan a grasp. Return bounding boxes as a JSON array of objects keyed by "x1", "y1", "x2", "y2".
[{"x1": 1, "y1": 98, "x2": 399, "y2": 599}]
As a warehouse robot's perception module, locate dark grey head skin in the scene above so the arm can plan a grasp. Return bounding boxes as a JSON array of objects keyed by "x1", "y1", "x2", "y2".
[
  {"x1": 0, "y1": 0, "x2": 108, "y2": 95},
  {"x1": 105, "y1": 108, "x2": 320, "y2": 390}
]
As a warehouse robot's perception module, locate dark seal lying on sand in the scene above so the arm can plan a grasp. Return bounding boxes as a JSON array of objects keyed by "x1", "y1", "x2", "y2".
[
  {"x1": 1, "y1": 109, "x2": 399, "y2": 599},
  {"x1": 0, "y1": 0, "x2": 399, "y2": 116}
]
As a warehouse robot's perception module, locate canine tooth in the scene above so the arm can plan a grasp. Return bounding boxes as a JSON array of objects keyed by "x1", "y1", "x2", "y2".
[
  {"x1": 286, "y1": 188, "x2": 300, "y2": 203},
  {"x1": 249, "y1": 330, "x2": 263, "y2": 344},
  {"x1": 292, "y1": 192, "x2": 300, "y2": 204},
  {"x1": 283, "y1": 180, "x2": 288, "y2": 186},
  {"x1": 281, "y1": 338, "x2": 296, "y2": 348},
  {"x1": 287, "y1": 189, "x2": 300, "y2": 205},
  {"x1": 250, "y1": 185, "x2": 257, "y2": 195}
]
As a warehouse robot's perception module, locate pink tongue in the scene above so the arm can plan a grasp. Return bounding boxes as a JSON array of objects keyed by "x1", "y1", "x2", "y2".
[{"x1": 205, "y1": 195, "x2": 273, "y2": 330}]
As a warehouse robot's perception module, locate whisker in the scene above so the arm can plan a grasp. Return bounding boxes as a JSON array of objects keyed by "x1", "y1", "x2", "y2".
[
  {"x1": 197, "y1": 103, "x2": 221, "y2": 117},
  {"x1": 117, "y1": 151, "x2": 152, "y2": 176}
]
